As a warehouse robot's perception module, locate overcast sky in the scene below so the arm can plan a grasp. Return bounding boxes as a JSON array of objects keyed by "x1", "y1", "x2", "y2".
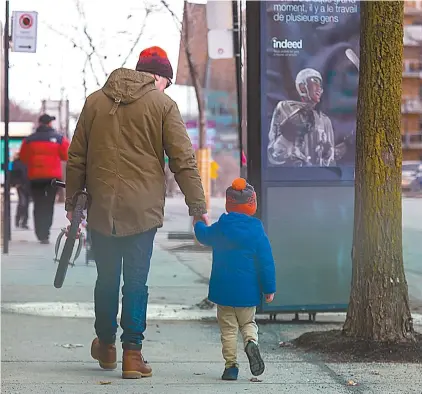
[{"x1": 0, "y1": 0, "x2": 202, "y2": 114}]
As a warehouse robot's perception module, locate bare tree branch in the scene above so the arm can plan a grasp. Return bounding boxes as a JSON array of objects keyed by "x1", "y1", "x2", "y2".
[
  {"x1": 182, "y1": 2, "x2": 206, "y2": 121},
  {"x1": 161, "y1": 1, "x2": 206, "y2": 147},
  {"x1": 45, "y1": 23, "x2": 101, "y2": 87},
  {"x1": 74, "y1": 0, "x2": 109, "y2": 79},
  {"x1": 160, "y1": 0, "x2": 182, "y2": 32},
  {"x1": 82, "y1": 25, "x2": 108, "y2": 78},
  {"x1": 82, "y1": 57, "x2": 88, "y2": 99},
  {"x1": 46, "y1": 1, "x2": 154, "y2": 99},
  {"x1": 159, "y1": 0, "x2": 199, "y2": 89},
  {"x1": 45, "y1": 24, "x2": 84, "y2": 52},
  {"x1": 120, "y1": 6, "x2": 153, "y2": 68},
  {"x1": 87, "y1": 51, "x2": 102, "y2": 87}
]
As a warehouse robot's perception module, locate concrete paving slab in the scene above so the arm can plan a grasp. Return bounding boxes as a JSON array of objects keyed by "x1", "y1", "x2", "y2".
[
  {"x1": 0, "y1": 314, "x2": 299, "y2": 363},
  {"x1": 364, "y1": 385, "x2": 422, "y2": 394},
  {"x1": 1, "y1": 382, "x2": 352, "y2": 394},
  {"x1": 1, "y1": 361, "x2": 338, "y2": 385},
  {"x1": 327, "y1": 363, "x2": 422, "y2": 384},
  {"x1": 1, "y1": 314, "x2": 350, "y2": 394}
]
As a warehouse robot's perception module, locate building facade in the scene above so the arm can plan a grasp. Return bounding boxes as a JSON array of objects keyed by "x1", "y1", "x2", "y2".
[
  {"x1": 175, "y1": 3, "x2": 239, "y2": 155},
  {"x1": 402, "y1": 1, "x2": 422, "y2": 161},
  {"x1": 176, "y1": 2, "x2": 422, "y2": 161}
]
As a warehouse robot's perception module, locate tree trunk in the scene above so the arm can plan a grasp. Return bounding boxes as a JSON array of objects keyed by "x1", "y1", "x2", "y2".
[
  {"x1": 183, "y1": 1, "x2": 210, "y2": 215},
  {"x1": 183, "y1": 2, "x2": 206, "y2": 149},
  {"x1": 343, "y1": 1, "x2": 414, "y2": 342}
]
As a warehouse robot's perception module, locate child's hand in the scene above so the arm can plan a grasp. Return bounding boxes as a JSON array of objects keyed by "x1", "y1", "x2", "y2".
[{"x1": 265, "y1": 293, "x2": 275, "y2": 303}]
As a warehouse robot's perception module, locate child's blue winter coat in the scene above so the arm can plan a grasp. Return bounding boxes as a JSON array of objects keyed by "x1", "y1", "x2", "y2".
[{"x1": 194, "y1": 212, "x2": 276, "y2": 307}]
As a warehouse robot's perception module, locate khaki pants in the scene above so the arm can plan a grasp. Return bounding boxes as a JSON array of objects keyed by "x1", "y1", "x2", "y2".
[{"x1": 217, "y1": 305, "x2": 258, "y2": 368}]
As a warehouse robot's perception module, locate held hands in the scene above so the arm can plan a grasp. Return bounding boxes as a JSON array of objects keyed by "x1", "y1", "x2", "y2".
[
  {"x1": 265, "y1": 293, "x2": 275, "y2": 303},
  {"x1": 193, "y1": 213, "x2": 210, "y2": 226}
]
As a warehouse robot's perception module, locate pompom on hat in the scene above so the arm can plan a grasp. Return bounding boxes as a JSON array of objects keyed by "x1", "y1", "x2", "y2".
[
  {"x1": 135, "y1": 46, "x2": 173, "y2": 80},
  {"x1": 225, "y1": 178, "x2": 257, "y2": 216}
]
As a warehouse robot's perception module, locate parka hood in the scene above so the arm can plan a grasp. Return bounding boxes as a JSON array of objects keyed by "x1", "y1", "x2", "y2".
[
  {"x1": 218, "y1": 212, "x2": 264, "y2": 247},
  {"x1": 102, "y1": 68, "x2": 156, "y2": 114}
]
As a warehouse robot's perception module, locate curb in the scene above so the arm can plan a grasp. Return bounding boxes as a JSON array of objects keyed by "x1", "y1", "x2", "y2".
[
  {"x1": 2, "y1": 302, "x2": 422, "y2": 326},
  {"x1": 1, "y1": 302, "x2": 214, "y2": 321}
]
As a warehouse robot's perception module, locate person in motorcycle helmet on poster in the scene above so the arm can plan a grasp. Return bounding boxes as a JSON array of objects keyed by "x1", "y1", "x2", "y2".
[{"x1": 267, "y1": 68, "x2": 336, "y2": 167}]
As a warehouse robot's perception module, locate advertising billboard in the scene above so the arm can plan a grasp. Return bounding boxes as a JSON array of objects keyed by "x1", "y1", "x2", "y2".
[{"x1": 261, "y1": 1, "x2": 360, "y2": 173}]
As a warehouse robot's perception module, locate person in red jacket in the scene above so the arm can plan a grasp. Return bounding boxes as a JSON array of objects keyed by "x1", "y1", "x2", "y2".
[{"x1": 20, "y1": 114, "x2": 69, "y2": 243}]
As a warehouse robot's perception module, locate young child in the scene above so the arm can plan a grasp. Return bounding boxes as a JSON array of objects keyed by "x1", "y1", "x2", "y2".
[{"x1": 194, "y1": 178, "x2": 276, "y2": 381}]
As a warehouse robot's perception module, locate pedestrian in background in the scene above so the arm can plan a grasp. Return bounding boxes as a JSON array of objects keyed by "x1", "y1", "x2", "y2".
[
  {"x1": 194, "y1": 178, "x2": 276, "y2": 381},
  {"x1": 10, "y1": 152, "x2": 30, "y2": 229},
  {"x1": 19, "y1": 114, "x2": 69, "y2": 244},
  {"x1": 66, "y1": 46, "x2": 208, "y2": 379}
]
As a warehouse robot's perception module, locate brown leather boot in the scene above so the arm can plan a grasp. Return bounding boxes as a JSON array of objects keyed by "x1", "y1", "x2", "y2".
[
  {"x1": 122, "y1": 343, "x2": 152, "y2": 379},
  {"x1": 91, "y1": 337, "x2": 117, "y2": 370}
]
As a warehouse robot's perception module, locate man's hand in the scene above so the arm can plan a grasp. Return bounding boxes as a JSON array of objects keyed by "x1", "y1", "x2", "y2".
[
  {"x1": 193, "y1": 213, "x2": 210, "y2": 226},
  {"x1": 265, "y1": 293, "x2": 275, "y2": 303}
]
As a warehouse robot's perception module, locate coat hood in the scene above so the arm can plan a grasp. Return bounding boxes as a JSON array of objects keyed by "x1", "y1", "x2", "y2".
[
  {"x1": 102, "y1": 68, "x2": 156, "y2": 115},
  {"x1": 218, "y1": 212, "x2": 264, "y2": 247}
]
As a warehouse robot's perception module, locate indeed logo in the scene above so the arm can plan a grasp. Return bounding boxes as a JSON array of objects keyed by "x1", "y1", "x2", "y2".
[{"x1": 272, "y1": 37, "x2": 303, "y2": 50}]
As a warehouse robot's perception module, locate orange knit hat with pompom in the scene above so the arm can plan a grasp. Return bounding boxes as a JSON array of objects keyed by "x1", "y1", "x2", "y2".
[{"x1": 225, "y1": 178, "x2": 257, "y2": 216}]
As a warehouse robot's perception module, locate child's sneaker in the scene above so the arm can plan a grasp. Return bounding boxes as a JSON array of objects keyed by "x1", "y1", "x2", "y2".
[
  {"x1": 245, "y1": 340, "x2": 265, "y2": 376},
  {"x1": 221, "y1": 365, "x2": 239, "y2": 380}
]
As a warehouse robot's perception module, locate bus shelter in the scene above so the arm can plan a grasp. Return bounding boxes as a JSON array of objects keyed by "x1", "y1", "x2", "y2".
[{"x1": 245, "y1": 1, "x2": 360, "y2": 318}]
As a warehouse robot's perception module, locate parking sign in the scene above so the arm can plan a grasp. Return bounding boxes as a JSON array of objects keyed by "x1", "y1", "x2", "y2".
[{"x1": 12, "y1": 11, "x2": 38, "y2": 53}]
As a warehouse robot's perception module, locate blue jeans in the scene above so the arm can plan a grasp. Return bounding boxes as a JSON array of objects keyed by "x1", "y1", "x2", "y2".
[{"x1": 91, "y1": 228, "x2": 157, "y2": 345}]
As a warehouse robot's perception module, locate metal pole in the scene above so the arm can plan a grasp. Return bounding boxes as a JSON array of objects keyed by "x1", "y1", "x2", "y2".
[
  {"x1": 3, "y1": 0, "x2": 10, "y2": 253},
  {"x1": 232, "y1": 0, "x2": 243, "y2": 173},
  {"x1": 65, "y1": 99, "x2": 70, "y2": 139}
]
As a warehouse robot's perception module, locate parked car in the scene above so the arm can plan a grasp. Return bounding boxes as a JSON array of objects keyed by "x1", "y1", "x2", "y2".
[{"x1": 402, "y1": 161, "x2": 422, "y2": 191}]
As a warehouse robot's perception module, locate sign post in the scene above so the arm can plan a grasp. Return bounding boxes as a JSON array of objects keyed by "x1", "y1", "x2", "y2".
[
  {"x1": 2, "y1": 1, "x2": 11, "y2": 253},
  {"x1": 2, "y1": 9, "x2": 38, "y2": 254}
]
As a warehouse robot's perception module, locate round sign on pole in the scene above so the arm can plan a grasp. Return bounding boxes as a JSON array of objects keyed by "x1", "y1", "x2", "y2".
[{"x1": 19, "y1": 14, "x2": 33, "y2": 29}]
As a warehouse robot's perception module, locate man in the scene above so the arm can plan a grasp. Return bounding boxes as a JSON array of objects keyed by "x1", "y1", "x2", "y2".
[
  {"x1": 66, "y1": 46, "x2": 208, "y2": 379},
  {"x1": 267, "y1": 68, "x2": 336, "y2": 167},
  {"x1": 19, "y1": 114, "x2": 69, "y2": 243}
]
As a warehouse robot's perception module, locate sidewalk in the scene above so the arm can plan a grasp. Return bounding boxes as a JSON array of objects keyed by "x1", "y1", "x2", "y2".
[
  {"x1": 2, "y1": 312, "x2": 421, "y2": 393},
  {"x1": 1, "y1": 201, "x2": 422, "y2": 393}
]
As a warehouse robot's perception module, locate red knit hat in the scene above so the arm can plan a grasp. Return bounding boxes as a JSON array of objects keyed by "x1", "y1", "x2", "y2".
[
  {"x1": 135, "y1": 46, "x2": 173, "y2": 80},
  {"x1": 226, "y1": 178, "x2": 257, "y2": 216}
]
